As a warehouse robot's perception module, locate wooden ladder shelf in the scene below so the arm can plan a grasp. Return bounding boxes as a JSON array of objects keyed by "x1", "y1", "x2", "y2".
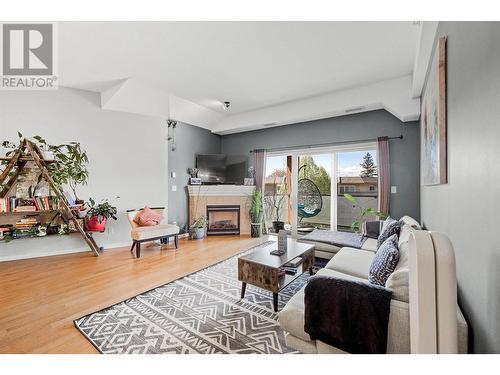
[{"x1": 0, "y1": 140, "x2": 100, "y2": 256}]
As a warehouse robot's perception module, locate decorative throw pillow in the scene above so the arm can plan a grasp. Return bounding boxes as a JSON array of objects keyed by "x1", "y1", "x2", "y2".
[
  {"x1": 134, "y1": 207, "x2": 163, "y2": 226},
  {"x1": 377, "y1": 216, "x2": 402, "y2": 249},
  {"x1": 361, "y1": 220, "x2": 384, "y2": 239},
  {"x1": 369, "y1": 234, "x2": 400, "y2": 286}
]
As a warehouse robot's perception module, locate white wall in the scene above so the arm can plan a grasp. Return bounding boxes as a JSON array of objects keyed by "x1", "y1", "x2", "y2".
[{"x1": 0, "y1": 87, "x2": 168, "y2": 261}]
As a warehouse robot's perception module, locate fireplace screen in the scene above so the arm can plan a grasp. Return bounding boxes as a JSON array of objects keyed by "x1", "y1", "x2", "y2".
[{"x1": 206, "y1": 205, "x2": 240, "y2": 235}]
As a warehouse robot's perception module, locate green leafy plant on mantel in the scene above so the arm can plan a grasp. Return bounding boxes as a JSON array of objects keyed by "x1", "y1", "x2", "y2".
[
  {"x1": 86, "y1": 198, "x2": 118, "y2": 223},
  {"x1": 343, "y1": 193, "x2": 388, "y2": 233}
]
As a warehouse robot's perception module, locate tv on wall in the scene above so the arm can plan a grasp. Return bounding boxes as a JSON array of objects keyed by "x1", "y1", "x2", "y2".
[{"x1": 196, "y1": 154, "x2": 247, "y2": 185}]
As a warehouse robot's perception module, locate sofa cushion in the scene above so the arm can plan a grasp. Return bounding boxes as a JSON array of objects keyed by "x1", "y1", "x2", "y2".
[
  {"x1": 361, "y1": 238, "x2": 377, "y2": 252},
  {"x1": 398, "y1": 224, "x2": 413, "y2": 248},
  {"x1": 400, "y1": 215, "x2": 421, "y2": 230},
  {"x1": 385, "y1": 268, "x2": 409, "y2": 302},
  {"x1": 325, "y1": 248, "x2": 374, "y2": 279},
  {"x1": 131, "y1": 223, "x2": 179, "y2": 241},
  {"x1": 278, "y1": 268, "x2": 366, "y2": 342},
  {"x1": 384, "y1": 237, "x2": 410, "y2": 302},
  {"x1": 369, "y1": 234, "x2": 400, "y2": 286}
]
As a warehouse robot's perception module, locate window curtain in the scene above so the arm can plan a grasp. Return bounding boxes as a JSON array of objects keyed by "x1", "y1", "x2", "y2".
[
  {"x1": 377, "y1": 136, "x2": 390, "y2": 215},
  {"x1": 254, "y1": 149, "x2": 266, "y2": 191}
]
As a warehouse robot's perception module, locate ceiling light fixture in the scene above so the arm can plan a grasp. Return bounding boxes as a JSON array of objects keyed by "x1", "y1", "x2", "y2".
[{"x1": 223, "y1": 101, "x2": 231, "y2": 110}]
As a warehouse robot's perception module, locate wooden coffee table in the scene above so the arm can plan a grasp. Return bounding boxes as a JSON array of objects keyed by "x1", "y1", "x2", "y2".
[{"x1": 238, "y1": 238, "x2": 315, "y2": 312}]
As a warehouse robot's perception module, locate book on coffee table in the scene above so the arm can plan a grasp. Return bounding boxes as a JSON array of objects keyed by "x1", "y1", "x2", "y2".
[{"x1": 283, "y1": 257, "x2": 303, "y2": 268}]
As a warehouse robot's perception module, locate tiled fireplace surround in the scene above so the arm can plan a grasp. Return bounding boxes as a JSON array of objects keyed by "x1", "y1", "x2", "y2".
[{"x1": 187, "y1": 185, "x2": 255, "y2": 236}]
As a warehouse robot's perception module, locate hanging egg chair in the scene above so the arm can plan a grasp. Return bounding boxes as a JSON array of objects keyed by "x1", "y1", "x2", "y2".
[{"x1": 297, "y1": 178, "x2": 323, "y2": 220}]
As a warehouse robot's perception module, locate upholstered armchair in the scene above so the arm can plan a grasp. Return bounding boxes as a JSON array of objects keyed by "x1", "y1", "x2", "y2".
[{"x1": 126, "y1": 207, "x2": 180, "y2": 258}]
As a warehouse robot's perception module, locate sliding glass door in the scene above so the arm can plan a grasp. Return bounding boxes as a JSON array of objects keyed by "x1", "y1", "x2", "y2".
[
  {"x1": 264, "y1": 143, "x2": 378, "y2": 235},
  {"x1": 297, "y1": 153, "x2": 332, "y2": 233},
  {"x1": 264, "y1": 155, "x2": 291, "y2": 233},
  {"x1": 336, "y1": 149, "x2": 379, "y2": 232}
]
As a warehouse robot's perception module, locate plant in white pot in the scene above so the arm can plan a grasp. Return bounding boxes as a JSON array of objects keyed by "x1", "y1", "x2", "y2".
[{"x1": 190, "y1": 216, "x2": 208, "y2": 240}]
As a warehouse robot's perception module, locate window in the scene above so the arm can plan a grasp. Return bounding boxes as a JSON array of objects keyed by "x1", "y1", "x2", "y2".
[
  {"x1": 337, "y1": 149, "x2": 378, "y2": 231},
  {"x1": 263, "y1": 145, "x2": 379, "y2": 236},
  {"x1": 264, "y1": 155, "x2": 290, "y2": 232}
]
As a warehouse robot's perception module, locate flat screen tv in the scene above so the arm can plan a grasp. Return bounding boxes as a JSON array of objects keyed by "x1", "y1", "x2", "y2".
[{"x1": 196, "y1": 154, "x2": 247, "y2": 185}]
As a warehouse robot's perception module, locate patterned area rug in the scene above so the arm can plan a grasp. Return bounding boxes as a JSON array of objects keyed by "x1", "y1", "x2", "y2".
[{"x1": 74, "y1": 241, "x2": 316, "y2": 354}]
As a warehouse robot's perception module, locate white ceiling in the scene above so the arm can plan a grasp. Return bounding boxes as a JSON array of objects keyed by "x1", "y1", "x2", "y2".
[{"x1": 59, "y1": 22, "x2": 422, "y2": 131}]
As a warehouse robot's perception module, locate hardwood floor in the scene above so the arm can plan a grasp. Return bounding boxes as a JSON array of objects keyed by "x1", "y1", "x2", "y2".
[{"x1": 0, "y1": 235, "x2": 265, "y2": 353}]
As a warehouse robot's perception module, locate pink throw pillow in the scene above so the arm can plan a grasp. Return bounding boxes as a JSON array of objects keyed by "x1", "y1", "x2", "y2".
[{"x1": 134, "y1": 207, "x2": 164, "y2": 226}]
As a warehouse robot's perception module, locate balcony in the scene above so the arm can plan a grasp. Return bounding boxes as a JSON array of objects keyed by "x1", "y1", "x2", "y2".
[{"x1": 264, "y1": 193, "x2": 378, "y2": 233}]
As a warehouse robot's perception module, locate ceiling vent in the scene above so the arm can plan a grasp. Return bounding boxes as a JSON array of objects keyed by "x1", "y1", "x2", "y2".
[{"x1": 262, "y1": 122, "x2": 278, "y2": 127}]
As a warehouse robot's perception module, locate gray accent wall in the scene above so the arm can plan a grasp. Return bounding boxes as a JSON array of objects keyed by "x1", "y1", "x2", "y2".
[
  {"x1": 420, "y1": 22, "x2": 500, "y2": 353},
  {"x1": 168, "y1": 123, "x2": 221, "y2": 230},
  {"x1": 221, "y1": 110, "x2": 420, "y2": 220}
]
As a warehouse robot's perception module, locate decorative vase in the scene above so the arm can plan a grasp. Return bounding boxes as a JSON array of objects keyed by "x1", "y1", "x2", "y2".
[
  {"x1": 272, "y1": 221, "x2": 285, "y2": 233},
  {"x1": 86, "y1": 216, "x2": 107, "y2": 232},
  {"x1": 278, "y1": 229, "x2": 288, "y2": 251},
  {"x1": 250, "y1": 222, "x2": 262, "y2": 238},
  {"x1": 191, "y1": 227, "x2": 206, "y2": 240}
]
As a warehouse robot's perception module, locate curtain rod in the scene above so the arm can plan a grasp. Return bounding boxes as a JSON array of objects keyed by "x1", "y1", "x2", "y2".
[{"x1": 249, "y1": 135, "x2": 403, "y2": 153}]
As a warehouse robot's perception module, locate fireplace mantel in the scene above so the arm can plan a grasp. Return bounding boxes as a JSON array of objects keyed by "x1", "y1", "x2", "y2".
[
  {"x1": 188, "y1": 185, "x2": 255, "y2": 235},
  {"x1": 187, "y1": 185, "x2": 255, "y2": 197}
]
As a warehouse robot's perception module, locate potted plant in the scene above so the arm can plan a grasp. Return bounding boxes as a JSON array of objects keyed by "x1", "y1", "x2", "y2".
[
  {"x1": 86, "y1": 198, "x2": 118, "y2": 232},
  {"x1": 249, "y1": 189, "x2": 264, "y2": 237},
  {"x1": 190, "y1": 216, "x2": 208, "y2": 240},
  {"x1": 48, "y1": 142, "x2": 89, "y2": 204},
  {"x1": 343, "y1": 193, "x2": 388, "y2": 233},
  {"x1": 265, "y1": 176, "x2": 287, "y2": 233}
]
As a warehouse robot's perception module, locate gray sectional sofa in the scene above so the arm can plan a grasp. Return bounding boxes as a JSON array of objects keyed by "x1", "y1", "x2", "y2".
[{"x1": 279, "y1": 216, "x2": 468, "y2": 354}]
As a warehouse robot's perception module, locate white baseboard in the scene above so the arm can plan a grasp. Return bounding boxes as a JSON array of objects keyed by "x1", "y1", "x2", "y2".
[
  {"x1": 0, "y1": 240, "x2": 133, "y2": 262},
  {"x1": 0, "y1": 246, "x2": 90, "y2": 262}
]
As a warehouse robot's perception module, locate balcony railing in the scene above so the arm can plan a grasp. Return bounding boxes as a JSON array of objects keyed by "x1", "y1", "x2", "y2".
[{"x1": 264, "y1": 193, "x2": 378, "y2": 232}]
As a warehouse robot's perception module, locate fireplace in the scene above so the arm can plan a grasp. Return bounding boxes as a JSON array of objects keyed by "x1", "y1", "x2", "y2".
[{"x1": 206, "y1": 205, "x2": 240, "y2": 235}]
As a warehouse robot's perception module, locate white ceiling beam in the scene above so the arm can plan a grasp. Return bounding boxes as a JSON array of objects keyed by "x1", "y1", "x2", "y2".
[
  {"x1": 411, "y1": 21, "x2": 439, "y2": 98},
  {"x1": 169, "y1": 94, "x2": 223, "y2": 131},
  {"x1": 100, "y1": 78, "x2": 222, "y2": 130},
  {"x1": 212, "y1": 75, "x2": 420, "y2": 135},
  {"x1": 101, "y1": 78, "x2": 170, "y2": 118}
]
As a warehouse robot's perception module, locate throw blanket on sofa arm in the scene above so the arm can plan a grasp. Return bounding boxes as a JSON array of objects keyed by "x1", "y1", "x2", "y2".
[{"x1": 304, "y1": 276, "x2": 393, "y2": 354}]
